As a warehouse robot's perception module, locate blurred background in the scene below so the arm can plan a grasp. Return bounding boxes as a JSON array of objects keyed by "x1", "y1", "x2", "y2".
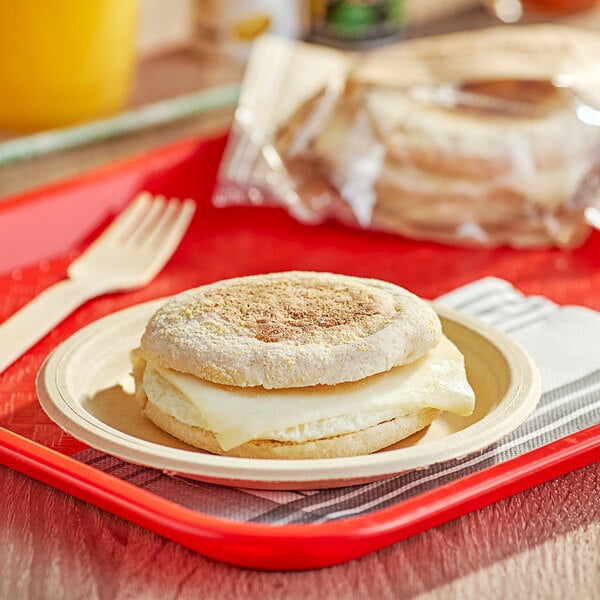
[{"x1": 1, "y1": 0, "x2": 600, "y2": 197}]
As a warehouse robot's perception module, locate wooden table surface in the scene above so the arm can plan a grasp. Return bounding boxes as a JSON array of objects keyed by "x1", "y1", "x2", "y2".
[{"x1": 1, "y1": 12, "x2": 600, "y2": 599}]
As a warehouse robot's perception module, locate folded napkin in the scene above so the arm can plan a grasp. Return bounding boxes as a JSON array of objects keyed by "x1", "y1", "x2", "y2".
[{"x1": 76, "y1": 278, "x2": 600, "y2": 525}]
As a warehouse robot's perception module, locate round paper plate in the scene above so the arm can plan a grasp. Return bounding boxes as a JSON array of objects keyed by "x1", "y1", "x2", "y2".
[{"x1": 37, "y1": 300, "x2": 542, "y2": 489}]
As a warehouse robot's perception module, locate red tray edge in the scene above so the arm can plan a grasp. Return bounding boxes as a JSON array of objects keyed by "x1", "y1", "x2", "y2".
[
  {"x1": 0, "y1": 133, "x2": 209, "y2": 209},
  {"x1": 1, "y1": 423, "x2": 598, "y2": 570}
]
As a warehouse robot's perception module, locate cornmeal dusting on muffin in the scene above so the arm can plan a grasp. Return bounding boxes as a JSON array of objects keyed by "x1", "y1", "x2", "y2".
[{"x1": 183, "y1": 276, "x2": 395, "y2": 344}]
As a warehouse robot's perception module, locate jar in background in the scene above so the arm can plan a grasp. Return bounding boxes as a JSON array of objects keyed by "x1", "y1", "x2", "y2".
[
  {"x1": 192, "y1": 0, "x2": 306, "y2": 64},
  {"x1": 308, "y1": 0, "x2": 405, "y2": 49}
]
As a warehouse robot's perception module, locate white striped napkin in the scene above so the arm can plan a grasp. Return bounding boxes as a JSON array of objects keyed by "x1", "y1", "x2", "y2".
[{"x1": 76, "y1": 277, "x2": 600, "y2": 524}]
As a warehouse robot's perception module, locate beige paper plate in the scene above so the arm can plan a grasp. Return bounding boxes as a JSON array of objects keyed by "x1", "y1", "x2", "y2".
[{"x1": 37, "y1": 300, "x2": 542, "y2": 489}]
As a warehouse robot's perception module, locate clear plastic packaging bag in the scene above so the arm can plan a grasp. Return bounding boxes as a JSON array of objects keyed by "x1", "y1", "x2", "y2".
[{"x1": 213, "y1": 25, "x2": 600, "y2": 248}]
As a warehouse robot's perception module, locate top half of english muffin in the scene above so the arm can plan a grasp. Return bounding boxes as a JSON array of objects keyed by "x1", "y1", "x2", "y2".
[{"x1": 140, "y1": 271, "x2": 442, "y2": 389}]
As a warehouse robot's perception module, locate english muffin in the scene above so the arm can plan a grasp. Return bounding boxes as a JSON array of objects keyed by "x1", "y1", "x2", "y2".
[{"x1": 131, "y1": 271, "x2": 475, "y2": 459}]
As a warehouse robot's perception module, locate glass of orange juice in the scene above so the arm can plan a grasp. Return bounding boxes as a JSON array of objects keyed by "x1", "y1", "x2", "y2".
[{"x1": 0, "y1": 0, "x2": 139, "y2": 133}]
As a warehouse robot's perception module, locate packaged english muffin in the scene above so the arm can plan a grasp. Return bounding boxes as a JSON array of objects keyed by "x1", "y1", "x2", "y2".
[{"x1": 213, "y1": 26, "x2": 600, "y2": 249}]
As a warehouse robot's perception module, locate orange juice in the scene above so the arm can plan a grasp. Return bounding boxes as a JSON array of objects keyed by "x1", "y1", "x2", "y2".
[{"x1": 0, "y1": 0, "x2": 139, "y2": 133}]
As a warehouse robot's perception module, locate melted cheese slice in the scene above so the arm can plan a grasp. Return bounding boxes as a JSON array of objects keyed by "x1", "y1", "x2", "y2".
[{"x1": 144, "y1": 335, "x2": 475, "y2": 451}]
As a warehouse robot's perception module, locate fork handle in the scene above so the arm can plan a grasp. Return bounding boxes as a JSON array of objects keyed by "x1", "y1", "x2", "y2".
[{"x1": 0, "y1": 278, "x2": 95, "y2": 374}]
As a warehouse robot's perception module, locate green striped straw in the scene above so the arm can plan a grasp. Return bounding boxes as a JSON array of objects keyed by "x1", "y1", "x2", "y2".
[{"x1": 0, "y1": 82, "x2": 241, "y2": 166}]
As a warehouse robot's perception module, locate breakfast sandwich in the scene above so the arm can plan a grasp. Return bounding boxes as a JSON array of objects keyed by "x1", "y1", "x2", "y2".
[{"x1": 131, "y1": 271, "x2": 475, "y2": 459}]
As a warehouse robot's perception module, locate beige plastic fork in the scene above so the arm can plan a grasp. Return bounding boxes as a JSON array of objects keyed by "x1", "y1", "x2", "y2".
[{"x1": 0, "y1": 192, "x2": 195, "y2": 374}]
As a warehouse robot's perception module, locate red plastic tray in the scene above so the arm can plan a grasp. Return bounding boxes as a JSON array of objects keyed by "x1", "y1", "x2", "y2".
[{"x1": 1, "y1": 132, "x2": 599, "y2": 570}]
